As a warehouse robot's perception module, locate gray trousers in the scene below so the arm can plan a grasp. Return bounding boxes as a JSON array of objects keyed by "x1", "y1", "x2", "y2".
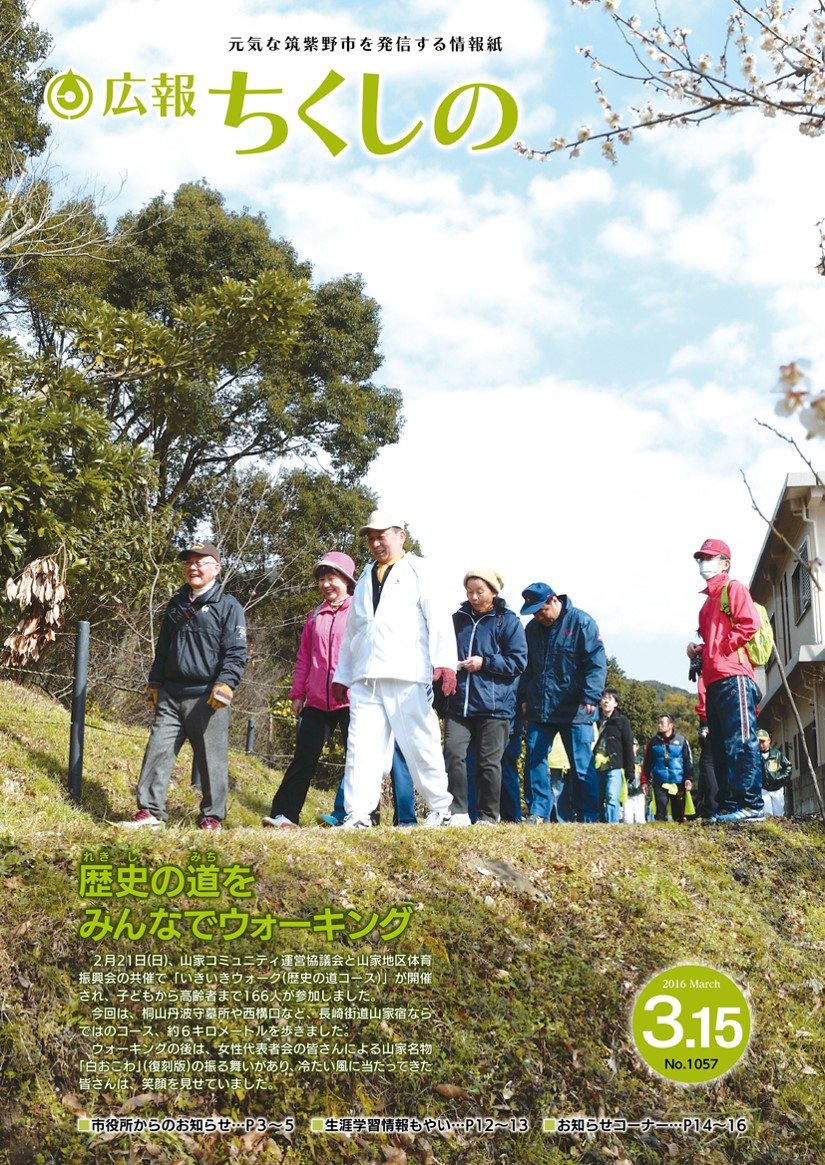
[
  {"x1": 137, "y1": 690, "x2": 231, "y2": 822},
  {"x1": 444, "y1": 715, "x2": 509, "y2": 822}
]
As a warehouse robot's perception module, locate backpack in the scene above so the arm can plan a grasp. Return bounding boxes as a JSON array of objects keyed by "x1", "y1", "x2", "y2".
[{"x1": 720, "y1": 583, "x2": 774, "y2": 667}]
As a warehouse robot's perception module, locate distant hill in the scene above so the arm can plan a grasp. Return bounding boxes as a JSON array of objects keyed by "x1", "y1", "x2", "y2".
[{"x1": 642, "y1": 678, "x2": 693, "y2": 700}]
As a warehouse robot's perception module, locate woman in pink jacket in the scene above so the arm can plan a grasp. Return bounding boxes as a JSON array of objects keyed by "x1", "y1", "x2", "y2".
[{"x1": 262, "y1": 551, "x2": 356, "y2": 828}]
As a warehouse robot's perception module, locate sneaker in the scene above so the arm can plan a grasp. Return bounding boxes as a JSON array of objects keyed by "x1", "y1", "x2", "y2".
[
  {"x1": 423, "y1": 809, "x2": 451, "y2": 828},
  {"x1": 118, "y1": 809, "x2": 163, "y2": 829},
  {"x1": 315, "y1": 811, "x2": 341, "y2": 828},
  {"x1": 199, "y1": 816, "x2": 222, "y2": 831},
  {"x1": 475, "y1": 818, "x2": 498, "y2": 826},
  {"x1": 448, "y1": 812, "x2": 472, "y2": 827},
  {"x1": 524, "y1": 815, "x2": 546, "y2": 826},
  {"x1": 262, "y1": 815, "x2": 298, "y2": 829},
  {"x1": 340, "y1": 813, "x2": 371, "y2": 829},
  {"x1": 715, "y1": 807, "x2": 766, "y2": 824}
]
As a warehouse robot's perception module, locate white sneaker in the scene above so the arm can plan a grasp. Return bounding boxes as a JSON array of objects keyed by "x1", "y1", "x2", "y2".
[
  {"x1": 448, "y1": 812, "x2": 472, "y2": 827},
  {"x1": 475, "y1": 818, "x2": 498, "y2": 826},
  {"x1": 340, "y1": 813, "x2": 372, "y2": 829},
  {"x1": 423, "y1": 809, "x2": 451, "y2": 828},
  {"x1": 119, "y1": 809, "x2": 163, "y2": 829},
  {"x1": 262, "y1": 814, "x2": 298, "y2": 829}
]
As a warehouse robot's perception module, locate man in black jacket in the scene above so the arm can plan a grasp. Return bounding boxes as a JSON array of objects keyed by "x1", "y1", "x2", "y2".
[
  {"x1": 595, "y1": 689, "x2": 635, "y2": 823},
  {"x1": 119, "y1": 540, "x2": 247, "y2": 832}
]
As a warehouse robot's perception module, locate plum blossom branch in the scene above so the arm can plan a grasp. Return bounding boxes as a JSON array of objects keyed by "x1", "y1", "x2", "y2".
[{"x1": 514, "y1": 1, "x2": 825, "y2": 164}]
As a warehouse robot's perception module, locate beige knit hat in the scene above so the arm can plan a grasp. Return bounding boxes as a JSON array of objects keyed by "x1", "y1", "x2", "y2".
[{"x1": 463, "y1": 567, "x2": 504, "y2": 594}]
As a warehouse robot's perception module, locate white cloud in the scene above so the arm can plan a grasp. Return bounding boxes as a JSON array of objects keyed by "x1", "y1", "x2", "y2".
[
  {"x1": 364, "y1": 374, "x2": 793, "y2": 685},
  {"x1": 598, "y1": 219, "x2": 655, "y2": 259},
  {"x1": 528, "y1": 166, "x2": 614, "y2": 216},
  {"x1": 669, "y1": 323, "x2": 755, "y2": 373}
]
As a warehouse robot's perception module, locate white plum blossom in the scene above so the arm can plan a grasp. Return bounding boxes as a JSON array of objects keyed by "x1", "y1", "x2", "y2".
[
  {"x1": 798, "y1": 403, "x2": 825, "y2": 439},
  {"x1": 773, "y1": 362, "x2": 819, "y2": 430}
]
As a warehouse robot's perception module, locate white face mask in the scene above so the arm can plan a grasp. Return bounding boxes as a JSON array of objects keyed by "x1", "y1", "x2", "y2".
[{"x1": 698, "y1": 557, "x2": 723, "y2": 581}]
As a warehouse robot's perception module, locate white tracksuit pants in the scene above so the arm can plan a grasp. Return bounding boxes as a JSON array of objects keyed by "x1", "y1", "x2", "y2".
[{"x1": 343, "y1": 678, "x2": 452, "y2": 819}]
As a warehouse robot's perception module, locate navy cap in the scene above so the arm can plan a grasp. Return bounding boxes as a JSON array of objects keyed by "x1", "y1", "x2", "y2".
[{"x1": 520, "y1": 582, "x2": 556, "y2": 615}]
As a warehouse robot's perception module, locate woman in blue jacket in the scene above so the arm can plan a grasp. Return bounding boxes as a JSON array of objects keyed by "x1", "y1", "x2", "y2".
[{"x1": 443, "y1": 569, "x2": 528, "y2": 825}]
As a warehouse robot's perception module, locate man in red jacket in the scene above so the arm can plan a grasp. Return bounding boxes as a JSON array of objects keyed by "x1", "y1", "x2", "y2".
[{"x1": 687, "y1": 538, "x2": 764, "y2": 823}]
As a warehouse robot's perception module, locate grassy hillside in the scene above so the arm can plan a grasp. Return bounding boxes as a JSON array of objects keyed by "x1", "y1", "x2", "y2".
[{"x1": 1, "y1": 678, "x2": 824, "y2": 1165}]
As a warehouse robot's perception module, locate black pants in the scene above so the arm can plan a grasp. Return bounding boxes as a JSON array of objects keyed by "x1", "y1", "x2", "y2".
[
  {"x1": 698, "y1": 734, "x2": 720, "y2": 818},
  {"x1": 653, "y1": 783, "x2": 686, "y2": 823},
  {"x1": 269, "y1": 706, "x2": 349, "y2": 823}
]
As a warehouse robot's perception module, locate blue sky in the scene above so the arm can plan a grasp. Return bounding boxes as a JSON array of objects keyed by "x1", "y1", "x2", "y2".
[{"x1": 35, "y1": 0, "x2": 825, "y2": 686}]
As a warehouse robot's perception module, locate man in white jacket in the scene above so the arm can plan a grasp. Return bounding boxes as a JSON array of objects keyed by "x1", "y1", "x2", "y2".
[{"x1": 332, "y1": 510, "x2": 457, "y2": 828}]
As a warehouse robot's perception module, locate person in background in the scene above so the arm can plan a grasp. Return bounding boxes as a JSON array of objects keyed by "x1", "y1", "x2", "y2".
[
  {"x1": 318, "y1": 742, "x2": 419, "y2": 828},
  {"x1": 528, "y1": 730, "x2": 572, "y2": 823},
  {"x1": 499, "y1": 713, "x2": 527, "y2": 822},
  {"x1": 642, "y1": 714, "x2": 693, "y2": 823},
  {"x1": 622, "y1": 737, "x2": 646, "y2": 824},
  {"x1": 758, "y1": 728, "x2": 792, "y2": 818},
  {"x1": 262, "y1": 552, "x2": 356, "y2": 829},
  {"x1": 594, "y1": 689, "x2": 635, "y2": 823},
  {"x1": 495, "y1": 719, "x2": 571, "y2": 823},
  {"x1": 443, "y1": 568, "x2": 527, "y2": 826}
]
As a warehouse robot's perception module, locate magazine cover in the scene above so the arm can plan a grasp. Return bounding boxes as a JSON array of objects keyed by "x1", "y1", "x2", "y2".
[{"x1": 1, "y1": 1, "x2": 824, "y2": 1163}]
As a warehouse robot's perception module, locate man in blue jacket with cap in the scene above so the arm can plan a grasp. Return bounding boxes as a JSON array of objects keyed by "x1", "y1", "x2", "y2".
[{"x1": 519, "y1": 583, "x2": 607, "y2": 823}]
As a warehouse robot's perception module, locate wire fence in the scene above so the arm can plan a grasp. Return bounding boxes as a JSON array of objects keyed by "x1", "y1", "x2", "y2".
[{"x1": 0, "y1": 619, "x2": 340, "y2": 792}]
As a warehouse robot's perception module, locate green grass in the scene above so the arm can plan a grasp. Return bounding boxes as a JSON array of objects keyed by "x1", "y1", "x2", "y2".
[{"x1": 1, "y1": 677, "x2": 825, "y2": 1165}]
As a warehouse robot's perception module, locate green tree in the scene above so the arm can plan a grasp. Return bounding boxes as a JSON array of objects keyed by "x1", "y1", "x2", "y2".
[
  {"x1": 102, "y1": 182, "x2": 309, "y2": 315},
  {"x1": 0, "y1": 0, "x2": 52, "y2": 168},
  {"x1": 2, "y1": 182, "x2": 402, "y2": 710},
  {"x1": 20, "y1": 183, "x2": 402, "y2": 515},
  {"x1": 0, "y1": 334, "x2": 151, "y2": 578},
  {"x1": 605, "y1": 655, "x2": 660, "y2": 745}
]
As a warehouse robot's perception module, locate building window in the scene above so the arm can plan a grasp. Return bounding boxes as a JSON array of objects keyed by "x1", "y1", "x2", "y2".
[
  {"x1": 805, "y1": 719, "x2": 818, "y2": 770},
  {"x1": 792, "y1": 540, "x2": 811, "y2": 625}
]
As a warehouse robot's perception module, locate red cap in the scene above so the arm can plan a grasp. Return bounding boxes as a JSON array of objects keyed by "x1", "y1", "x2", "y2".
[{"x1": 693, "y1": 538, "x2": 731, "y2": 560}]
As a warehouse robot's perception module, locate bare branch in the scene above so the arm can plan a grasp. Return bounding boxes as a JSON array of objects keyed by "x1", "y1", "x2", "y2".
[
  {"x1": 0, "y1": 143, "x2": 118, "y2": 271},
  {"x1": 741, "y1": 468, "x2": 822, "y2": 591},
  {"x1": 755, "y1": 420, "x2": 825, "y2": 492}
]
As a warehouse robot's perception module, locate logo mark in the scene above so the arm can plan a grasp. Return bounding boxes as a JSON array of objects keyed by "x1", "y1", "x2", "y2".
[{"x1": 46, "y1": 71, "x2": 94, "y2": 120}]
